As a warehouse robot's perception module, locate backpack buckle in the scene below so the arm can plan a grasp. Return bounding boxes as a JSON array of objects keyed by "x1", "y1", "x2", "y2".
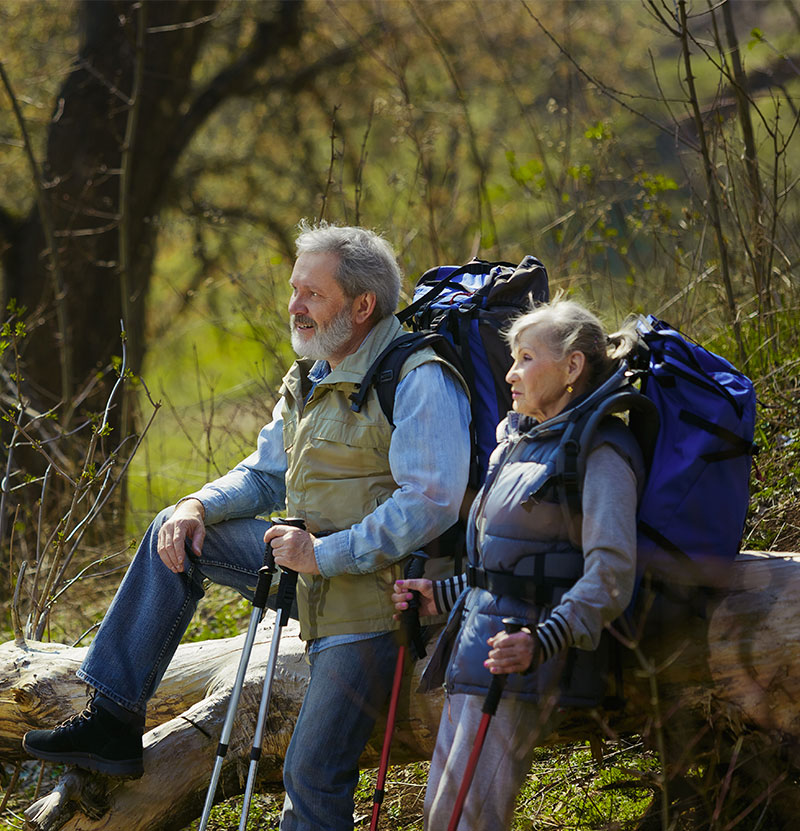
[{"x1": 562, "y1": 438, "x2": 580, "y2": 459}]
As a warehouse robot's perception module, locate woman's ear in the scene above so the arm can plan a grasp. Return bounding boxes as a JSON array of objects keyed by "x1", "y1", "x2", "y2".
[{"x1": 566, "y1": 350, "x2": 586, "y2": 385}]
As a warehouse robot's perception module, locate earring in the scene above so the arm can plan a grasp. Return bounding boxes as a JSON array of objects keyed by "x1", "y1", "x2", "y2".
[{"x1": 566, "y1": 384, "x2": 573, "y2": 394}]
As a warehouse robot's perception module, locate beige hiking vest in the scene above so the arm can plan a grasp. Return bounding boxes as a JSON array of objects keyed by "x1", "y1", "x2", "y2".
[{"x1": 280, "y1": 314, "x2": 459, "y2": 640}]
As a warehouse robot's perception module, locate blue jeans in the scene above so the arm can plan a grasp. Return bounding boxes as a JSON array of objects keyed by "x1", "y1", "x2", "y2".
[
  {"x1": 281, "y1": 633, "x2": 398, "y2": 830},
  {"x1": 79, "y1": 507, "x2": 399, "y2": 831},
  {"x1": 79, "y1": 507, "x2": 269, "y2": 712}
]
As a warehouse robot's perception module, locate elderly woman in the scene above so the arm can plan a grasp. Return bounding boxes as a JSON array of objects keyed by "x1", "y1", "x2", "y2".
[{"x1": 393, "y1": 297, "x2": 646, "y2": 830}]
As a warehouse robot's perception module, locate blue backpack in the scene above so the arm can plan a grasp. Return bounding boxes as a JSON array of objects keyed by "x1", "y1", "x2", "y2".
[
  {"x1": 350, "y1": 256, "x2": 550, "y2": 490},
  {"x1": 556, "y1": 314, "x2": 757, "y2": 591}
]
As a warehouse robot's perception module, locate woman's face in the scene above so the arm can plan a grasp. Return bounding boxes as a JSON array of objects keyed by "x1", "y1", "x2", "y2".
[{"x1": 505, "y1": 328, "x2": 582, "y2": 422}]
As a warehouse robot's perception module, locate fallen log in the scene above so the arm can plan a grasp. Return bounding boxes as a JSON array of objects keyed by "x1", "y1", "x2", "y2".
[{"x1": 2, "y1": 550, "x2": 799, "y2": 830}]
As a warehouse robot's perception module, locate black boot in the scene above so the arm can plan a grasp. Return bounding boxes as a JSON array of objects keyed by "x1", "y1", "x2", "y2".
[{"x1": 22, "y1": 695, "x2": 144, "y2": 779}]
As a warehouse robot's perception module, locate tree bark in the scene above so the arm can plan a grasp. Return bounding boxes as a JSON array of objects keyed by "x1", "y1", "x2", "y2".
[
  {"x1": 2, "y1": 551, "x2": 800, "y2": 830},
  {"x1": 1, "y1": 0, "x2": 304, "y2": 421}
]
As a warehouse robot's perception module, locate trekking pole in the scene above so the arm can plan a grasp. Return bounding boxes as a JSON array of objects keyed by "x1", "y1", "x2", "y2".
[
  {"x1": 238, "y1": 517, "x2": 305, "y2": 831},
  {"x1": 447, "y1": 616, "x2": 526, "y2": 831},
  {"x1": 197, "y1": 518, "x2": 304, "y2": 831},
  {"x1": 369, "y1": 552, "x2": 429, "y2": 831}
]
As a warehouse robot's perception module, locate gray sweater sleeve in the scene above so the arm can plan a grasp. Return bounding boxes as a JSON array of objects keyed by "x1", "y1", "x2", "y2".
[
  {"x1": 542, "y1": 442, "x2": 640, "y2": 654},
  {"x1": 434, "y1": 443, "x2": 639, "y2": 661}
]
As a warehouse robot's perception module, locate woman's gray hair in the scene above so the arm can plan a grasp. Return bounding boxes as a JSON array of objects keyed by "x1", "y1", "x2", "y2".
[
  {"x1": 505, "y1": 294, "x2": 639, "y2": 389},
  {"x1": 295, "y1": 220, "x2": 401, "y2": 320}
]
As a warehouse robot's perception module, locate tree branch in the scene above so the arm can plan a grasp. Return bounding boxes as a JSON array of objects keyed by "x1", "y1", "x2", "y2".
[
  {"x1": 166, "y1": 1, "x2": 304, "y2": 176},
  {"x1": 0, "y1": 203, "x2": 20, "y2": 249}
]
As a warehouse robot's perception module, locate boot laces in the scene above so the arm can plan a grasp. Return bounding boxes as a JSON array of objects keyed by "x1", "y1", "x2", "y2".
[{"x1": 55, "y1": 698, "x2": 98, "y2": 732}]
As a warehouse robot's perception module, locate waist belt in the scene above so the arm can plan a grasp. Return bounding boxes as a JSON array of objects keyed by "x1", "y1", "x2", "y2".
[{"x1": 467, "y1": 556, "x2": 582, "y2": 606}]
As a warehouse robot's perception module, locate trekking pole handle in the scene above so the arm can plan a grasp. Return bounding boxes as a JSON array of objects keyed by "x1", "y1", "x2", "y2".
[
  {"x1": 482, "y1": 617, "x2": 526, "y2": 716},
  {"x1": 403, "y1": 551, "x2": 429, "y2": 660},
  {"x1": 271, "y1": 518, "x2": 305, "y2": 624},
  {"x1": 255, "y1": 517, "x2": 305, "y2": 610},
  {"x1": 253, "y1": 546, "x2": 276, "y2": 611}
]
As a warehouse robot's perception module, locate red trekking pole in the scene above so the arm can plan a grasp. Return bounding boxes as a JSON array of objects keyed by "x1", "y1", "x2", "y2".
[
  {"x1": 369, "y1": 552, "x2": 429, "y2": 831},
  {"x1": 447, "y1": 616, "x2": 526, "y2": 831}
]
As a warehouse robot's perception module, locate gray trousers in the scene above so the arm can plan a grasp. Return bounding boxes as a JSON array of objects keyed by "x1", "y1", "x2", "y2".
[{"x1": 424, "y1": 692, "x2": 561, "y2": 831}]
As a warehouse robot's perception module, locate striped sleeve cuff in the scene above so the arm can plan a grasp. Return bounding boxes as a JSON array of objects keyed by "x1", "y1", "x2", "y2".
[
  {"x1": 432, "y1": 573, "x2": 467, "y2": 614},
  {"x1": 536, "y1": 611, "x2": 572, "y2": 662}
]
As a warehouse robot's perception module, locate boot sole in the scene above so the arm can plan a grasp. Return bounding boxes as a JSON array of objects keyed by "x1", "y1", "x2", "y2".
[{"x1": 22, "y1": 736, "x2": 144, "y2": 779}]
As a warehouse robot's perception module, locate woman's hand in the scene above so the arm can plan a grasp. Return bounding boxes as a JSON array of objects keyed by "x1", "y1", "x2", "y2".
[
  {"x1": 485, "y1": 627, "x2": 535, "y2": 675},
  {"x1": 392, "y1": 578, "x2": 436, "y2": 619}
]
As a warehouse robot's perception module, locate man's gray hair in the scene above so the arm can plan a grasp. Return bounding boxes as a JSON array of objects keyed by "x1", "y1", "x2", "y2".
[{"x1": 295, "y1": 220, "x2": 402, "y2": 320}]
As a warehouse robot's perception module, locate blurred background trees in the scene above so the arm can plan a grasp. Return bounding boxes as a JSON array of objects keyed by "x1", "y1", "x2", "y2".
[
  {"x1": 1, "y1": 1, "x2": 799, "y2": 827},
  {"x1": 1, "y1": 0, "x2": 798, "y2": 640}
]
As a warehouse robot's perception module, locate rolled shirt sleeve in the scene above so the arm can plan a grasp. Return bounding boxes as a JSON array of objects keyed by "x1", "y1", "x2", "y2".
[{"x1": 183, "y1": 360, "x2": 471, "y2": 578}]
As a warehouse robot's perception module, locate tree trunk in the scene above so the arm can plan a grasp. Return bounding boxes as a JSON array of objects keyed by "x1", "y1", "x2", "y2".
[
  {"x1": 1, "y1": 0, "x2": 304, "y2": 430},
  {"x1": 3, "y1": 551, "x2": 800, "y2": 830},
  {"x1": 4, "y1": 1, "x2": 213, "y2": 411},
  {"x1": 0, "y1": 0, "x2": 306, "y2": 609}
]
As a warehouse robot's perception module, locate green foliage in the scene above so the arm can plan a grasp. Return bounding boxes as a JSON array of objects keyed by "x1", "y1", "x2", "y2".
[
  {"x1": 0, "y1": 1, "x2": 79, "y2": 203},
  {"x1": 116, "y1": 0, "x2": 796, "y2": 527},
  {"x1": 181, "y1": 588, "x2": 252, "y2": 644},
  {"x1": 515, "y1": 742, "x2": 659, "y2": 829},
  {"x1": 183, "y1": 791, "x2": 284, "y2": 831},
  {"x1": 584, "y1": 122, "x2": 612, "y2": 142}
]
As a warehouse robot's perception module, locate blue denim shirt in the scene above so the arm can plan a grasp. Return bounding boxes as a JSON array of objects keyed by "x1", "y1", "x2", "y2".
[
  {"x1": 188, "y1": 357, "x2": 471, "y2": 649},
  {"x1": 191, "y1": 360, "x2": 470, "y2": 569}
]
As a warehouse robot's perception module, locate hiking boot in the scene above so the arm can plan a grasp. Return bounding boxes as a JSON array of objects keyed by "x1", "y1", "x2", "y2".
[{"x1": 22, "y1": 697, "x2": 144, "y2": 779}]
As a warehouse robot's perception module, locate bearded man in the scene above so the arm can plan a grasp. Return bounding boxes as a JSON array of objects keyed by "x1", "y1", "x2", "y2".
[{"x1": 23, "y1": 222, "x2": 471, "y2": 831}]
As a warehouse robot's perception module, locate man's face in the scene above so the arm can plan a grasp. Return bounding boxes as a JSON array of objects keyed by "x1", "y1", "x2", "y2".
[{"x1": 288, "y1": 251, "x2": 356, "y2": 363}]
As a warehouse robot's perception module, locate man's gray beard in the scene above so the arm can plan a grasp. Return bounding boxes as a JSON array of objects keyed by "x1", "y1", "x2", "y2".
[{"x1": 290, "y1": 306, "x2": 355, "y2": 362}]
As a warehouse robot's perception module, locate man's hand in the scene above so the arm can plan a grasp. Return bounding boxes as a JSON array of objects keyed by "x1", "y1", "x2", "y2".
[
  {"x1": 485, "y1": 627, "x2": 536, "y2": 675},
  {"x1": 157, "y1": 499, "x2": 205, "y2": 574},
  {"x1": 264, "y1": 524, "x2": 320, "y2": 574}
]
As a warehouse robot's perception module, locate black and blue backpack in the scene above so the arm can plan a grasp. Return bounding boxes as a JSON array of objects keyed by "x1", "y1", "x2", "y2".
[
  {"x1": 349, "y1": 255, "x2": 549, "y2": 575},
  {"x1": 350, "y1": 255, "x2": 550, "y2": 491},
  {"x1": 556, "y1": 314, "x2": 758, "y2": 596},
  {"x1": 352, "y1": 256, "x2": 757, "y2": 599}
]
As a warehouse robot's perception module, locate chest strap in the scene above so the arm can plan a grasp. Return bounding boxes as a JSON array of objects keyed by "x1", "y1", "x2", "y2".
[{"x1": 467, "y1": 559, "x2": 581, "y2": 607}]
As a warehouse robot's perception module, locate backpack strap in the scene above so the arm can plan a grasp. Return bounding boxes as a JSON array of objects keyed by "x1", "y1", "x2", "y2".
[
  {"x1": 555, "y1": 374, "x2": 659, "y2": 541},
  {"x1": 349, "y1": 332, "x2": 471, "y2": 573},
  {"x1": 678, "y1": 411, "x2": 758, "y2": 461},
  {"x1": 467, "y1": 551, "x2": 584, "y2": 607},
  {"x1": 348, "y1": 331, "x2": 464, "y2": 425}
]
